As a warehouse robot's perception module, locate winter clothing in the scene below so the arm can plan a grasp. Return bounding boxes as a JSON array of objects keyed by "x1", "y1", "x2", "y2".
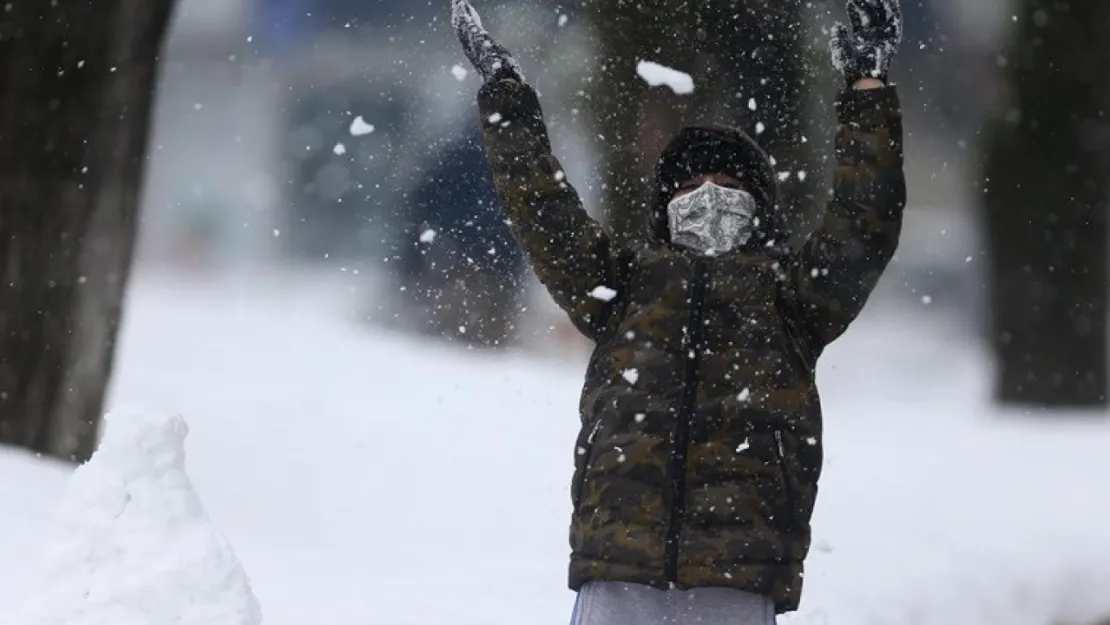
[
  {"x1": 831, "y1": 0, "x2": 904, "y2": 86},
  {"x1": 451, "y1": 0, "x2": 523, "y2": 83},
  {"x1": 656, "y1": 127, "x2": 777, "y2": 216},
  {"x1": 571, "y1": 581, "x2": 775, "y2": 625},
  {"x1": 651, "y1": 126, "x2": 784, "y2": 248},
  {"x1": 475, "y1": 78, "x2": 905, "y2": 613}
]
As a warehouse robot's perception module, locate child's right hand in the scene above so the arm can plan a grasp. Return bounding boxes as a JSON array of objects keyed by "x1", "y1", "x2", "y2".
[{"x1": 450, "y1": 0, "x2": 524, "y2": 84}]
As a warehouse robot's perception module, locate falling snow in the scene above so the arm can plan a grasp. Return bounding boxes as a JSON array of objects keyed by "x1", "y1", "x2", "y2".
[
  {"x1": 589, "y1": 285, "x2": 617, "y2": 302},
  {"x1": 621, "y1": 369, "x2": 639, "y2": 385},
  {"x1": 635, "y1": 60, "x2": 694, "y2": 95},
  {"x1": 349, "y1": 116, "x2": 375, "y2": 136}
]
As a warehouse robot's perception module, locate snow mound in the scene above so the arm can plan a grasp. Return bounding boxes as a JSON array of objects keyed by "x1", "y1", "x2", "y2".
[
  {"x1": 16, "y1": 411, "x2": 262, "y2": 625},
  {"x1": 636, "y1": 60, "x2": 694, "y2": 94}
]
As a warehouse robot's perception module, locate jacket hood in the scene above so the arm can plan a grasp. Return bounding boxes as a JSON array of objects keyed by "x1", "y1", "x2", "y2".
[{"x1": 649, "y1": 126, "x2": 785, "y2": 247}]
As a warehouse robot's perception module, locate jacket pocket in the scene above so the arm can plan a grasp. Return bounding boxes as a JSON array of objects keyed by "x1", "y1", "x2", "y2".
[
  {"x1": 572, "y1": 417, "x2": 604, "y2": 511},
  {"x1": 772, "y1": 430, "x2": 800, "y2": 532}
]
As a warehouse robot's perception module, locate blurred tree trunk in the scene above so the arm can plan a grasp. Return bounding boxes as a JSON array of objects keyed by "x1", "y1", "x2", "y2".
[
  {"x1": 0, "y1": 0, "x2": 176, "y2": 461},
  {"x1": 580, "y1": 0, "x2": 823, "y2": 247},
  {"x1": 980, "y1": 0, "x2": 1109, "y2": 407}
]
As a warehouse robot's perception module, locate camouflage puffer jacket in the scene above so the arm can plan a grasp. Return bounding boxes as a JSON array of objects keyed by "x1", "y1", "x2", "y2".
[{"x1": 477, "y1": 79, "x2": 905, "y2": 613}]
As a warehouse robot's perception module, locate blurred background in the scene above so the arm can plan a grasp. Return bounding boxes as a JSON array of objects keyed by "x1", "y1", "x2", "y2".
[{"x1": 141, "y1": 0, "x2": 1005, "y2": 358}]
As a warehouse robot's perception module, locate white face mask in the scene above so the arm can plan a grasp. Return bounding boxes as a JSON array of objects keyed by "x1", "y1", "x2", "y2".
[{"x1": 666, "y1": 182, "x2": 758, "y2": 254}]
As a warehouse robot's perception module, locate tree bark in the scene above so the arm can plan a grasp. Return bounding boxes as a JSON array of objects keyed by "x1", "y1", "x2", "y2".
[
  {"x1": 979, "y1": 0, "x2": 1109, "y2": 407},
  {"x1": 581, "y1": 0, "x2": 823, "y2": 248},
  {"x1": 0, "y1": 0, "x2": 176, "y2": 461}
]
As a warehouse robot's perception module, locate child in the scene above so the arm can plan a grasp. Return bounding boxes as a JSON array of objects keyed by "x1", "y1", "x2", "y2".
[{"x1": 452, "y1": 0, "x2": 905, "y2": 622}]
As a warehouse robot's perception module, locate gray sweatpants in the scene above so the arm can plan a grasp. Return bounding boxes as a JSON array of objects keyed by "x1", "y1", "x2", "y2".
[{"x1": 570, "y1": 582, "x2": 776, "y2": 625}]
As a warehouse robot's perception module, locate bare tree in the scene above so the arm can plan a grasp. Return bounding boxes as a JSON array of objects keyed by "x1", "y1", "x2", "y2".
[
  {"x1": 580, "y1": 0, "x2": 823, "y2": 247},
  {"x1": 0, "y1": 0, "x2": 177, "y2": 461},
  {"x1": 979, "y1": 0, "x2": 1109, "y2": 407}
]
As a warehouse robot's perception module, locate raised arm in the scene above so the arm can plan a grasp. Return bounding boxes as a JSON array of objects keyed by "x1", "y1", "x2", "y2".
[
  {"x1": 452, "y1": 0, "x2": 624, "y2": 340},
  {"x1": 477, "y1": 80, "x2": 624, "y2": 339},
  {"x1": 789, "y1": 0, "x2": 906, "y2": 351}
]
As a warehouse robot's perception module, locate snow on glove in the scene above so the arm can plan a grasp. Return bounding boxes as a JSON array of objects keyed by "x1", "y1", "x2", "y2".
[
  {"x1": 451, "y1": 0, "x2": 524, "y2": 83},
  {"x1": 829, "y1": 0, "x2": 902, "y2": 86}
]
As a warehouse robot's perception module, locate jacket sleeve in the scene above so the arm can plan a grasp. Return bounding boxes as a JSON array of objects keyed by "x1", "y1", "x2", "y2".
[
  {"x1": 789, "y1": 86, "x2": 906, "y2": 351},
  {"x1": 477, "y1": 79, "x2": 624, "y2": 340}
]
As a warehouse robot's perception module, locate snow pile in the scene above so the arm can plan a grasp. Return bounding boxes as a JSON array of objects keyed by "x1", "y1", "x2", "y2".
[
  {"x1": 636, "y1": 60, "x2": 694, "y2": 94},
  {"x1": 16, "y1": 411, "x2": 262, "y2": 625}
]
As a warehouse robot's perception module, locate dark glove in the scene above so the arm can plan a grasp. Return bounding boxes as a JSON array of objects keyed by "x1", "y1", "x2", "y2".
[
  {"x1": 829, "y1": 0, "x2": 902, "y2": 86},
  {"x1": 451, "y1": 0, "x2": 524, "y2": 83}
]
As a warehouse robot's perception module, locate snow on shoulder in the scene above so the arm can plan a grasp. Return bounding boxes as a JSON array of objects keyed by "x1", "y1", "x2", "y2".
[
  {"x1": 16, "y1": 411, "x2": 262, "y2": 625},
  {"x1": 636, "y1": 60, "x2": 694, "y2": 95}
]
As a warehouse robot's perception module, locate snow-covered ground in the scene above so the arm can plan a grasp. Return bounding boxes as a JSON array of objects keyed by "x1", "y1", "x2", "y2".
[{"x1": 2, "y1": 266, "x2": 1109, "y2": 625}]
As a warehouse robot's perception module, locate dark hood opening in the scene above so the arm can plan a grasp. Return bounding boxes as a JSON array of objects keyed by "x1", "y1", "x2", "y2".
[{"x1": 648, "y1": 125, "x2": 784, "y2": 248}]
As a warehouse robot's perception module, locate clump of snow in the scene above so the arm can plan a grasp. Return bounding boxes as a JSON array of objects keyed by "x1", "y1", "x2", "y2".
[
  {"x1": 333, "y1": 142, "x2": 347, "y2": 155},
  {"x1": 419, "y1": 228, "x2": 437, "y2": 244},
  {"x1": 16, "y1": 411, "x2": 261, "y2": 625},
  {"x1": 621, "y1": 368, "x2": 639, "y2": 385},
  {"x1": 349, "y1": 116, "x2": 374, "y2": 136},
  {"x1": 589, "y1": 285, "x2": 617, "y2": 302},
  {"x1": 636, "y1": 60, "x2": 694, "y2": 95},
  {"x1": 450, "y1": 64, "x2": 468, "y2": 81}
]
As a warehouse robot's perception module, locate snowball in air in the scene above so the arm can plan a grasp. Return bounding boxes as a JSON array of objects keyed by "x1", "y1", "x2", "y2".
[
  {"x1": 622, "y1": 369, "x2": 640, "y2": 385},
  {"x1": 636, "y1": 60, "x2": 694, "y2": 95},
  {"x1": 349, "y1": 116, "x2": 375, "y2": 136},
  {"x1": 451, "y1": 64, "x2": 469, "y2": 81},
  {"x1": 589, "y1": 285, "x2": 617, "y2": 302},
  {"x1": 419, "y1": 229, "x2": 437, "y2": 244},
  {"x1": 333, "y1": 143, "x2": 347, "y2": 155}
]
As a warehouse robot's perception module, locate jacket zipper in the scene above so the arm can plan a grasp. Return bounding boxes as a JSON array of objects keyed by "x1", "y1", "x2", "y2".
[
  {"x1": 772, "y1": 430, "x2": 798, "y2": 533},
  {"x1": 664, "y1": 257, "x2": 711, "y2": 584}
]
